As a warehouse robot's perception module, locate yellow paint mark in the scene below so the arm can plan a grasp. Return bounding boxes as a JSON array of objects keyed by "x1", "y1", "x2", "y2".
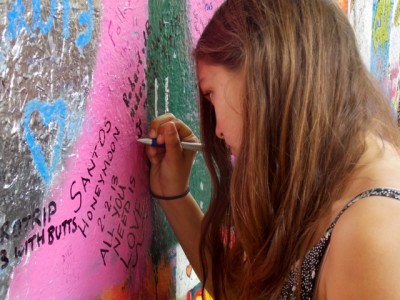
[
  {"x1": 195, "y1": 289, "x2": 213, "y2": 300},
  {"x1": 395, "y1": 0, "x2": 400, "y2": 26},
  {"x1": 373, "y1": 0, "x2": 392, "y2": 49}
]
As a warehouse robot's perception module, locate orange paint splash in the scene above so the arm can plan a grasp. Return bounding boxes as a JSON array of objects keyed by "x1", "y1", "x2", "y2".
[
  {"x1": 338, "y1": 0, "x2": 349, "y2": 14},
  {"x1": 100, "y1": 256, "x2": 174, "y2": 300},
  {"x1": 101, "y1": 285, "x2": 130, "y2": 300}
]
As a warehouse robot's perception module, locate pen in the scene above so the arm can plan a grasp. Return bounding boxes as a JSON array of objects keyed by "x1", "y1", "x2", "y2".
[{"x1": 137, "y1": 138, "x2": 204, "y2": 152}]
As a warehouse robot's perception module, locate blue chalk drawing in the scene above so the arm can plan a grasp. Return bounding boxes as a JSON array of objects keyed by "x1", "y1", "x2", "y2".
[
  {"x1": 32, "y1": 0, "x2": 57, "y2": 35},
  {"x1": 6, "y1": 0, "x2": 92, "y2": 49},
  {"x1": 62, "y1": 0, "x2": 71, "y2": 39},
  {"x1": 22, "y1": 99, "x2": 67, "y2": 184},
  {"x1": 76, "y1": 0, "x2": 94, "y2": 48},
  {"x1": 6, "y1": 0, "x2": 31, "y2": 39}
]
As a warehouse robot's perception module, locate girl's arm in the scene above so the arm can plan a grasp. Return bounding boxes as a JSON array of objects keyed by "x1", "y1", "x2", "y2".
[
  {"x1": 157, "y1": 194, "x2": 204, "y2": 281},
  {"x1": 144, "y1": 113, "x2": 209, "y2": 285}
]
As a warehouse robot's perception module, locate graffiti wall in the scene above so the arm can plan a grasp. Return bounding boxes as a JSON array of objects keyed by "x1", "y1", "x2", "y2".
[
  {"x1": 0, "y1": 0, "x2": 151, "y2": 299},
  {"x1": 347, "y1": 0, "x2": 400, "y2": 120},
  {"x1": 0, "y1": 0, "x2": 399, "y2": 299}
]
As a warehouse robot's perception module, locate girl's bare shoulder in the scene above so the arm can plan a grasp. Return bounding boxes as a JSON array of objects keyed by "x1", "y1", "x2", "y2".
[{"x1": 322, "y1": 194, "x2": 400, "y2": 298}]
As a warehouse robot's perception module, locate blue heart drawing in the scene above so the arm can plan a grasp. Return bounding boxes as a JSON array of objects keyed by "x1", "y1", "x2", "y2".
[{"x1": 22, "y1": 98, "x2": 67, "y2": 184}]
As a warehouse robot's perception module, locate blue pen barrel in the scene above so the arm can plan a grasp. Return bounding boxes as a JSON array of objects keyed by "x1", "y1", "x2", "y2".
[
  {"x1": 137, "y1": 138, "x2": 203, "y2": 152},
  {"x1": 150, "y1": 138, "x2": 166, "y2": 148}
]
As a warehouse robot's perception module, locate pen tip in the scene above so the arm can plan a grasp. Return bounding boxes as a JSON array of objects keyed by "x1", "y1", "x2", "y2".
[{"x1": 137, "y1": 138, "x2": 150, "y2": 145}]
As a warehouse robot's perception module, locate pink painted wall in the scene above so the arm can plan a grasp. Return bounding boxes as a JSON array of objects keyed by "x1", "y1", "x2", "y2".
[{"x1": 2, "y1": 0, "x2": 151, "y2": 299}]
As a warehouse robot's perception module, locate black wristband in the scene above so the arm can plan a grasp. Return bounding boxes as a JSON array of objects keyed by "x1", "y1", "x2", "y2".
[{"x1": 150, "y1": 187, "x2": 190, "y2": 200}]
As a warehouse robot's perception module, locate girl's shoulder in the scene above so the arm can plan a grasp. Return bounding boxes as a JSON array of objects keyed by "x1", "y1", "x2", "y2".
[{"x1": 319, "y1": 188, "x2": 400, "y2": 298}]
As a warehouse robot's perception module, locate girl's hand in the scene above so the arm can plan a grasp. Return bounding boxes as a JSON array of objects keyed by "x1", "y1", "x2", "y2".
[{"x1": 145, "y1": 113, "x2": 198, "y2": 198}]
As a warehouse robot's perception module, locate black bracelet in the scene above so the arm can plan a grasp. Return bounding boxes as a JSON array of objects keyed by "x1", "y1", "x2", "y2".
[{"x1": 150, "y1": 187, "x2": 190, "y2": 200}]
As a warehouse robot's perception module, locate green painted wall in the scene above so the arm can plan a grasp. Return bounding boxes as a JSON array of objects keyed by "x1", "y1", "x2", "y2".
[{"x1": 146, "y1": 0, "x2": 211, "y2": 275}]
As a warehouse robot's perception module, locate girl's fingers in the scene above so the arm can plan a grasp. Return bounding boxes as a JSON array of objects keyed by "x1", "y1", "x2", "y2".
[
  {"x1": 149, "y1": 113, "x2": 176, "y2": 135},
  {"x1": 145, "y1": 113, "x2": 198, "y2": 167},
  {"x1": 150, "y1": 113, "x2": 198, "y2": 143},
  {"x1": 145, "y1": 113, "x2": 197, "y2": 197},
  {"x1": 170, "y1": 119, "x2": 198, "y2": 143},
  {"x1": 162, "y1": 122, "x2": 184, "y2": 163},
  {"x1": 146, "y1": 146, "x2": 161, "y2": 165},
  {"x1": 146, "y1": 126, "x2": 164, "y2": 165}
]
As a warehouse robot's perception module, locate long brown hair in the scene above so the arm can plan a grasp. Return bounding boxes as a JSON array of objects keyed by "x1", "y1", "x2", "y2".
[{"x1": 194, "y1": 0, "x2": 400, "y2": 299}]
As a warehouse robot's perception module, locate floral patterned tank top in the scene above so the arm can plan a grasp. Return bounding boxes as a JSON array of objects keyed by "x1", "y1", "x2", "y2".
[{"x1": 280, "y1": 188, "x2": 400, "y2": 299}]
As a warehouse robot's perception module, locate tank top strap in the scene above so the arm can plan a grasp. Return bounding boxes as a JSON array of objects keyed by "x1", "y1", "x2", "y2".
[
  {"x1": 325, "y1": 187, "x2": 400, "y2": 237},
  {"x1": 280, "y1": 187, "x2": 400, "y2": 299}
]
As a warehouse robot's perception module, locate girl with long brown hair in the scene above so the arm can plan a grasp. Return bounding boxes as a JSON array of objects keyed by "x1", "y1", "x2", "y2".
[{"x1": 144, "y1": 0, "x2": 400, "y2": 298}]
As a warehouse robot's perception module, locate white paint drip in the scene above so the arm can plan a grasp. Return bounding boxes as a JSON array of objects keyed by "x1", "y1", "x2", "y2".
[
  {"x1": 165, "y1": 76, "x2": 169, "y2": 113},
  {"x1": 154, "y1": 78, "x2": 158, "y2": 117}
]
